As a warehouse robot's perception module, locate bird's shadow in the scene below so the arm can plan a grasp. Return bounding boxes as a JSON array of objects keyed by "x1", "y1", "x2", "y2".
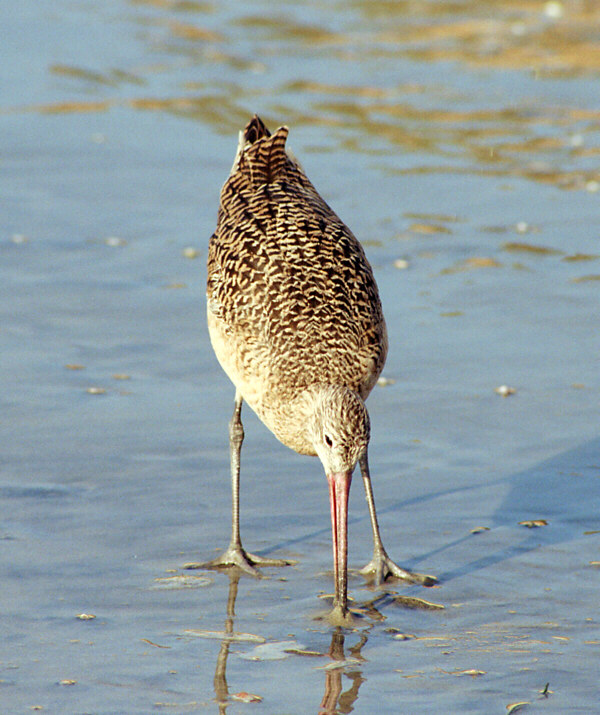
[
  {"x1": 432, "y1": 435, "x2": 600, "y2": 583},
  {"x1": 261, "y1": 437, "x2": 600, "y2": 585}
]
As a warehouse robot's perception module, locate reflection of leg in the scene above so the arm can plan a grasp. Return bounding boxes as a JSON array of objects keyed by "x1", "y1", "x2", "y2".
[
  {"x1": 225, "y1": 571, "x2": 239, "y2": 624},
  {"x1": 319, "y1": 630, "x2": 366, "y2": 715},
  {"x1": 358, "y1": 452, "x2": 437, "y2": 586},
  {"x1": 214, "y1": 573, "x2": 239, "y2": 715},
  {"x1": 340, "y1": 669, "x2": 365, "y2": 713},
  {"x1": 319, "y1": 629, "x2": 367, "y2": 715},
  {"x1": 186, "y1": 392, "x2": 293, "y2": 574},
  {"x1": 319, "y1": 630, "x2": 345, "y2": 715},
  {"x1": 214, "y1": 639, "x2": 230, "y2": 714}
]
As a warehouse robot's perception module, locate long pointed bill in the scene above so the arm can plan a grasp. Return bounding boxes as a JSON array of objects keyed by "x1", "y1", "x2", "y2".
[{"x1": 327, "y1": 470, "x2": 353, "y2": 621}]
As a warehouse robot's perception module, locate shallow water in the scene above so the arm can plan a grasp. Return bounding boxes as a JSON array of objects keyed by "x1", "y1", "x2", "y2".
[{"x1": 2, "y1": 1, "x2": 600, "y2": 712}]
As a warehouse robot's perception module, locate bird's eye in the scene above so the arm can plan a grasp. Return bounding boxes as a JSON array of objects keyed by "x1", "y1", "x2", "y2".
[{"x1": 324, "y1": 434, "x2": 333, "y2": 448}]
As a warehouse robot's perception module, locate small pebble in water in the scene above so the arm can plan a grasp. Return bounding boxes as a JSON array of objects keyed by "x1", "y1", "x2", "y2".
[
  {"x1": 515, "y1": 221, "x2": 529, "y2": 234},
  {"x1": 569, "y1": 134, "x2": 584, "y2": 147},
  {"x1": 232, "y1": 692, "x2": 263, "y2": 703},
  {"x1": 86, "y1": 387, "x2": 106, "y2": 395},
  {"x1": 11, "y1": 233, "x2": 28, "y2": 244},
  {"x1": 104, "y1": 236, "x2": 126, "y2": 247},
  {"x1": 393, "y1": 258, "x2": 409, "y2": 269},
  {"x1": 585, "y1": 180, "x2": 599, "y2": 193},
  {"x1": 76, "y1": 613, "x2": 96, "y2": 620},
  {"x1": 544, "y1": 1, "x2": 564, "y2": 19},
  {"x1": 183, "y1": 246, "x2": 200, "y2": 258},
  {"x1": 377, "y1": 376, "x2": 396, "y2": 387},
  {"x1": 392, "y1": 633, "x2": 416, "y2": 641},
  {"x1": 519, "y1": 519, "x2": 548, "y2": 528},
  {"x1": 495, "y1": 385, "x2": 516, "y2": 397}
]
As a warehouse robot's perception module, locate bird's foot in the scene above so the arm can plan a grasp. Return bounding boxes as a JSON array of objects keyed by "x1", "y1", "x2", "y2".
[
  {"x1": 184, "y1": 543, "x2": 295, "y2": 577},
  {"x1": 359, "y1": 547, "x2": 437, "y2": 587}
]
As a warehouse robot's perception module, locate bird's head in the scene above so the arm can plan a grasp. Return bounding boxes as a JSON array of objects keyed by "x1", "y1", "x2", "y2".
[{"x1": 308, "y1": 384, "x2": 370, "y2": 476}]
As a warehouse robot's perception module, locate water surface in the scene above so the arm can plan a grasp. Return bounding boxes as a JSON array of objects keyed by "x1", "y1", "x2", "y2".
[{"x1": 2, "y1": 1, "x2": 600, "y2": 712}]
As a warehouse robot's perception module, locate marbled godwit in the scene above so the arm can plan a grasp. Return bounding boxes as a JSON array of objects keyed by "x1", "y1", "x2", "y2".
[{"x1": 191, "y1": 115, "x2": 435, "y2": 623}]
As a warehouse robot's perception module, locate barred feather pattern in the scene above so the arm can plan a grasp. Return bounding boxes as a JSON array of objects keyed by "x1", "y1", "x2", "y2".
[{"x1": 207, "y1": 115, "x2": 387, "y2": 455}]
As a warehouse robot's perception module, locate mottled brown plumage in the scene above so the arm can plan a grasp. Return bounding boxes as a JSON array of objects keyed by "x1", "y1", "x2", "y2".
[
  {"x1": 193, "y1": 116, "x2": 435, "y2": 623},
  {"x1": 207, "y1": 117, "x2": 386, "y2": 453}
]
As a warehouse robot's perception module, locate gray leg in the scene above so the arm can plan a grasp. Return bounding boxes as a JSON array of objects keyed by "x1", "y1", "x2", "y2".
[
  {"x1": 227, "y1": 391, "x2": 245, "y2": 553},
  {"x1": 358, "y1": 452, "x2": 436, "y2": 587},
  {"x1": 185, "y1": 391, "x2": 294, "y2": 575}
]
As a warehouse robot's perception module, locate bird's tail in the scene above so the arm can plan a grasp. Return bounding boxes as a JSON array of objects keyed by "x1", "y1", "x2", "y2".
[
  {"x1": 229, "y1": 114, "x2": 291, "y2": 185},
  {"x1": 244, "y1": 115, "x2": 271, "y2": 145}
]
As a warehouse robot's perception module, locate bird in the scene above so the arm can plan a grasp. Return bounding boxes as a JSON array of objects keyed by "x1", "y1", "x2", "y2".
[{"x1": 188, "y1": 115, "x2": 435, "y2": 624}]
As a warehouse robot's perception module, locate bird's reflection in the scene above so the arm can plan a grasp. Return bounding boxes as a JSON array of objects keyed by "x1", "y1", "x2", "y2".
[
  {"x1": 319, "y1": 629, "x2": 366, "y2": 715},
  {"x1": 210, "y1": 570, "x2": 368, "y2": 714},
  {"x1": 213, "y1": 572, "x2": 240, "y2": 714}
]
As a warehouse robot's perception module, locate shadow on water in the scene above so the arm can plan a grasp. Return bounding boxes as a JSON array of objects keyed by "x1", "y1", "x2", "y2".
[
  {"x1": 208, "y1": 572, "x2": 368, "y2": 714},
  {"x1": 388, "y1": 436, "x2": 600, "y2": 584},
  {"x1": 260, "y1": 437, "x2": 600, "y2": 586},
  {"x1": 437, "y1": 436, "x2": 600, "y2": 583}
]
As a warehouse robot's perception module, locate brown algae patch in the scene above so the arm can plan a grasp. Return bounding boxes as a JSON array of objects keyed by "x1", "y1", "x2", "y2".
[
  {"x1": 501, "y1": 242, "x2": 562, "y2": 256},
  {"x1": 390, "y1": 595, "x2": 445, "y2": 611},
  {"x1": 562, "y1": 253, "x2": 599, "y2": 262},
  {"x1": 571, "y1": 274, "x2": 600, "y2": 283},
  {"x1": 441, "y1": 257, "x2": 501, "y2": 274},
  {"x1": 409, "y1": 222, "x2": 452, "y2": 235}
]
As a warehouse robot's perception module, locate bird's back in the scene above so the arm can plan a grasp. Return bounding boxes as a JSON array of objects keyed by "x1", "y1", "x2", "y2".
[{"x1": 207, "y1": 116, "x2": 387, "y2": 448}]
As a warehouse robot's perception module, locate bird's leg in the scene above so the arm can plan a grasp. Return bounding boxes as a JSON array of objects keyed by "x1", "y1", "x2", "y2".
[
  {"x1": 358, "y1": 452, "x2": 437, "y2": 587},
  {"x1": 186, "y1": 392, "x2": 293, "y2": 575}
]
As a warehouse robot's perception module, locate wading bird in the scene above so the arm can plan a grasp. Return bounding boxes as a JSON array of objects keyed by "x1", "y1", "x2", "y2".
[{"x1": 190, "y1": 115, "x2": 435, "y2": 624}]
